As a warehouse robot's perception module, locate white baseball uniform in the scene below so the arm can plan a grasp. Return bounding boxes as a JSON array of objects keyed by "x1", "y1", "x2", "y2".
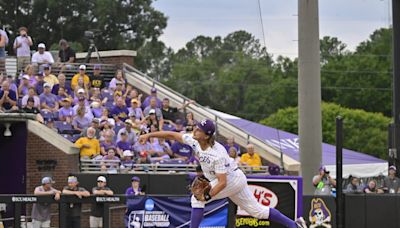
[{"x1": 182, "y1": 134, "x2": 270, "y2": 219}]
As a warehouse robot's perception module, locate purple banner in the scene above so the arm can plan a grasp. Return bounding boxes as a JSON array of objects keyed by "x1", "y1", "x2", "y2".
[{"x1": 226, "y1": 118, "x2": 385, "y2": 166}]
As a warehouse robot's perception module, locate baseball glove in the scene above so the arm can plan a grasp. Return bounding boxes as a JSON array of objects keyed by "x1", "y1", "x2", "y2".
[{"x1": 190, "y1": 176, "x2": 211, "y2": 201}]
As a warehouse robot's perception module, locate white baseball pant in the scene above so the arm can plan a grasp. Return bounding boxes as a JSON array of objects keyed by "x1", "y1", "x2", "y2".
[{"x1": 191, "y1": 169, "x2": 270, "y2": 219}]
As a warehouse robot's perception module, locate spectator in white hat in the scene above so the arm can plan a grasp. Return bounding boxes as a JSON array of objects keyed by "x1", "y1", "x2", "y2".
[
  {"x1": 32, "y1": 177, "x2": 61, "y2": 228},
  {"x1": 90, "y1": 176, "x2": 114, "y2": 228},
  {"x1": 73, "y1": 96, "x2": 94, "y2": 121},
  {"x1": 31, "y1": 43, "x2": 54, "y2": 65},
  {"x1": 120, "y1": 150, "x2": 135, "y2": 170},
  {"x1": 117, "y1": 119, "x2": 137, "y2": 144},
  {"x1": 382, "y1": 165, "x2": 400, "y2": 193},
  {"x1": 71, "y1": 64, "x2": 90, "y2": 90},
  {"x1": 18, "y1": 74, "x2": 31, "y2": 97}
]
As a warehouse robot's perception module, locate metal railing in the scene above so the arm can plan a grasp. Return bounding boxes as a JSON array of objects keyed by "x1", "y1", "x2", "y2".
[
  {"x1": 122, "y1": 63, "x2": 299, "y2": 171},
  {"x1": 4, "y1": 55, "x2": 117, "y2": 81},
  {"x1": 80, "y1": 159, "x2": 270, "y2": 174}
]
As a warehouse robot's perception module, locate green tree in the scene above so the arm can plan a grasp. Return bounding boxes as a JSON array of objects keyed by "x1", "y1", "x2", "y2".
[
  {"x1": 260, "y1": 103, "x2": 391, "y2": 159},
  {"x1": 165, "y1": 30, "x2": 297, "y2": 120},
  {"x1": 321, "y1": 28, "x2": 392, "y2": 116},
  {"x1": 0, "y1": 0, "x2": 167, "y2": 53},
  {"x1": 135, "y1": 39, "x2": 174, "y2": 80}
]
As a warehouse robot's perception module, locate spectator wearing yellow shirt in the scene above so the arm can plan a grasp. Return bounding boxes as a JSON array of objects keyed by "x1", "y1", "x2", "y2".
[
  {"x1": 42, "y1": 64, "x2": 59, "y2": 87},
  {"x1": 75, "y1": 127, "x2": 100, "y2": 158},
  {"x1": 71, "y1": 65, "x2": 90, "y2": 90},
  {"x1": 240, "y1": 144, "x2": 262, "y2": 169}
]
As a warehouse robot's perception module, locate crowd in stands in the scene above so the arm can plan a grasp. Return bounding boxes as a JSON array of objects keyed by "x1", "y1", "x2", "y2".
[
  {"x1": 0, "y1": 26, "x2": 271, "y2": 173},
  {"x1": 313, "y1": 165, "x2": 400, "y2": 195}
]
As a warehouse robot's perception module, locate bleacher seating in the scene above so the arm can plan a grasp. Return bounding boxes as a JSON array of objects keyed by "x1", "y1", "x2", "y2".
[{"x1": 0, "y1": 58, "x2": 271, "y2": 175}]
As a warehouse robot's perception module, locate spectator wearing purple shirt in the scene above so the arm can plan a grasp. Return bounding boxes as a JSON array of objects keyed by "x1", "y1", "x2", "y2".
[
  {"x1": 52, "y1": 73, "x2": 72, "y2": 95},
  {"x1": 22, "y1": 64, "x2": 37, "y2": 87},
  {"x1": 120, "y1": 150, "x2": 135, "y2": 170},
  {"x1": 40, "y1": 83, "x2": 59, "y2": 112},
  {"x1": 125, "y1": 87, "x2": 142, "y2": 108},
  {"x1": 59, "y1": 98, "x2": 75, "y2": 123},
  {"x1": 100, "y1": 130, "x2": 116, "y2": 156},
  {"x1": 21, "y1": 87, "x2": 40, "y2": 108},
  {"x1": 73, "y1": 88, "x2": 89, "y2": 105},
  {"x1": 170, "y1": 141, "x2": 193, "y2": 162},
  {"x1": 109, "y1": 69, "x2": 126, "y2": 91},
  {"x1": 13, "y1": 27, "x2": 32, "y2": 72},
  {"x1": 72, "y1": 107, "x2": 90, "y2": 133},
  {"x1": 128, "y1": 99, "x2": 144, "y2": 120},
  {"x1": 91, "y1": 102, "x2": 103, "y2": 118},
  {"x1": 143, "y1": 97, "x2": 163, "y2": 119},
  {"x1": 35, "y1": 73, "x2": 45, "y2": 96},
  {"x1": 56, "y1": 87, "x2": 71, "y2": 105},
  {"x1": 224, "y1": 136, "x2": 241, "y2": 155},
  {"x1": 18, "y1": 75, "x2": 30, "y2": 97},
  {"x1": 0, "y1": 81, "x2": 17, "y2": 111},
  {"x1": 5, "y1": 75, "x2": 18, "y2": 96},
  {"x1": 116, "y1": 132, "x2": 132, "y2": 157},
  {"x1": 148, "y1": 137, "x2": 170, "y2": 161},
  {"x1": 100, "y1": 147, "x2": 120, "y2": 173},
  {"x1": 111, "y1": 97, "x2": 129, "y2": 123},
  {"x1": 142, "y1": 87, "x2": 162, "y2": 109},
  {"x1": 125, "y1": 176, "x2": 144, "y2": 196}
]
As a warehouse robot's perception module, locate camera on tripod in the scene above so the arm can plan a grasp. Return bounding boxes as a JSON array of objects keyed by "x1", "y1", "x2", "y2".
[
  {"x1": 83, "y1": 30, "x2": 102, "y2": 63},
  {"x1": 84, "y1": 31, "x2": 95, "y2": 40}
]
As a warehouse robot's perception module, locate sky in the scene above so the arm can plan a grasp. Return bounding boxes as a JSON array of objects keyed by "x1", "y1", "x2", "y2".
[{"x1": 153, "y1": 0, "x2": 391, "y2": 59}]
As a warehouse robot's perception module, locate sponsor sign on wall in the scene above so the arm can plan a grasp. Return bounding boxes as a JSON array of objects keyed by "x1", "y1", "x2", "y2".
[
  {"x1": 125, "y1": 196, "x2": 229, "y2": 228},
  {"x1": 236, "y1": 176, "x2": 302, "y2": 228}
]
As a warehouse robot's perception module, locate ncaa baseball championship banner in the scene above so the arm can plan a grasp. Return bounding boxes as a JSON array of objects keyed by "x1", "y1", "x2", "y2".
[
  {"x1": 236, "y1": 176, "x2": 303, "y2": 228},
  {"x1": 125, "y1": 196, "x2": 228, "y2": 228}
]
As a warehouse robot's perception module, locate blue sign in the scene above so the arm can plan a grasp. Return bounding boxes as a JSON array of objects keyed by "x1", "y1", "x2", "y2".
[
  {"x1": 144, "y1": 199, "x2": 155, "y2": 211},
  {"x1": 125, "y1": 196, "x2": 228, "y2": 228}
]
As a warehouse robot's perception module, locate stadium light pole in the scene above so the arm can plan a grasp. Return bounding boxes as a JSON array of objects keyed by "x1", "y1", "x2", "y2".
[
  {"x1": 392, "y1": 0, "x2": 400, "y2": 174},
  {"x1": 298, "y1": 0, "x2": 323, "y2": 195}
]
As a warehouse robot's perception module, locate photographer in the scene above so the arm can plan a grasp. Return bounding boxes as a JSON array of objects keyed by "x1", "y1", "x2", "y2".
[
  {"x1": 13, "y1": 27, "x2": 32, "y2": 72},
  {"x1": 312, "y1": 166, "x2": 336, "y2": 195}
]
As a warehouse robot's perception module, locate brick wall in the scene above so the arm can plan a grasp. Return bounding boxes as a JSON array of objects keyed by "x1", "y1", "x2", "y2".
[
  {"x1": 26, "y1": 131, "x2": 79, "y2": 194},
  {"x1": 25, "y1": 131, "x2": 128, "y2": 227},
  {"x1": 25, "y1": 131, "x2": 79, "y2": 226}
]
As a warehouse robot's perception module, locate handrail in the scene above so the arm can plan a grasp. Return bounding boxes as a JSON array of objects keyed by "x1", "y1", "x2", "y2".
[
  {"x1": 122, "y1": 63, "x2": 266, "y2": 145},
  {"x1": 80, "y1": 159, "x2": 270, "y2": 174},
  {"x1": 122, "y1": 63, "x2": 299, "y2": 171}
]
